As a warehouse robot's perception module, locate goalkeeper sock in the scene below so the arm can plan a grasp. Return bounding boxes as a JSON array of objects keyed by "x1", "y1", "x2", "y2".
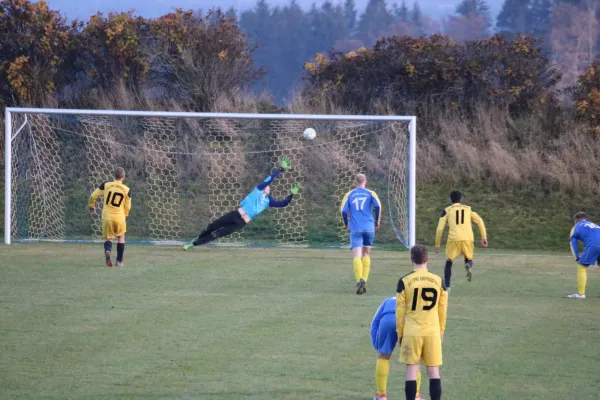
[
  {"x1": 405, "y1": 380, "x2": 417, "y2": 400},
  {"x1": 104, "y1": 241, "x2": 112, "y2": 254},
  {"x1": 353, "y1": 257, "x2": 364, "y2": 282},
  {"x1": 362, "y1": 255, "x2": 371, "y2": 281},
  {"x1": 117, "y1": 243, "x2": 125, "y2": 262},
  {"x1": 577, "y1": 265, "x2": 587, "y2": 295},
  {"x1": 375, "y1": 358, "x2": 389, "y2": 397},
  {"x1": 429, "y1": 378, "x2": 442, "y2": 400}
]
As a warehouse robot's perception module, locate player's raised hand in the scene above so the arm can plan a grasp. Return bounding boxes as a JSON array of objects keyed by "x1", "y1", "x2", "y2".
[
  {"x1": 279, "y1": 156, "x2": 292, "y2": 171},
  {"x1": 482, "y1": 239, "x2": 488, "y2": 248},
  {"x1": 290, "y1": 183, "x2": 301, "y2": 194}
]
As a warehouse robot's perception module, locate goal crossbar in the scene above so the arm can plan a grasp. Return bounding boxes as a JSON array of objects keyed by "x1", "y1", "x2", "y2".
[{"x1": 4, "y1": 108, "x2": 416, "y2": 247}]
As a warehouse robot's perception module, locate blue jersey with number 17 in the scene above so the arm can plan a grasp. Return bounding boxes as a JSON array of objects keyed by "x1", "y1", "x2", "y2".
[{"x1": 341, "y1": 188, "x2": 382, "y2": 232}]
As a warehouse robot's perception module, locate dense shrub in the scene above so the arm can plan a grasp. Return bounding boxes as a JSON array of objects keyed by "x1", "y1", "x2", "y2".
[
  {"x1": 303, "y1": 33, "x2": 561, "y2": 122},
  {"x1": 572, "y1": 61, "x2": 600, "y2": 133}
]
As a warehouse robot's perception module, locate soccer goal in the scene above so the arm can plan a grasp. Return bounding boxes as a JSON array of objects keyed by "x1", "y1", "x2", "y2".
[{"x1": 4, "y1": 108, "x2": 416, "y2": 248}]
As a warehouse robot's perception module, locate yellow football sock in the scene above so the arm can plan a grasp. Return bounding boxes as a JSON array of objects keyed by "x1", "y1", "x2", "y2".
[
  {"x1": 375, "y1": 358, "x2": 389, "y2": 397},
  {"x1": 362, "y1": 255, "x2": 371, "y2": 281},
  {"x1": 416, "y1": 370, "x2": 422, "y2": 397},
  {"x1": 578, "y1": 265, "x2": 587, "y2": 295},
  {"x1": 353, "y1": 257, "x2": 364, "y2": 282}
]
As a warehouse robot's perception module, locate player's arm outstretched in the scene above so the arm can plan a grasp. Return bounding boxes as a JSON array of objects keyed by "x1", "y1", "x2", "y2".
[
  {"x1": 268, "y1": 184, "x2": 300, "y2": 208},
  {"x1": 370, "y1": 300, "x2": 385, "y2": 350},
  {"x1": 372, "y1": 191, "x2": 382, "y2": 228},
  {"x1": 438, "y1": 283, "x2": 449, "y2": 341},
  {"x1": 395, "y1": 280, "x2": 407, "y2": 344},
  {"x1": 341, "y1": 192, "x2": 351, "y2": 230},
  {"x1": 570, "y1": 226, "x2": 580, "y2": 261},
  {"x1": 471, "y1": 211, "x2": 488, "y2": 247},
  {"x1": 434, "y1": 211, "x2": 448, "y2": 253},
  {"x1": 88, "y1": 185, "x2": 104, "y2": 215},
  {"x1": 124, "y1": 190, "x2": 132, "y2": 217},
  {"x1": 256, "y1": 156, "x2": 292, "y2": 190}
]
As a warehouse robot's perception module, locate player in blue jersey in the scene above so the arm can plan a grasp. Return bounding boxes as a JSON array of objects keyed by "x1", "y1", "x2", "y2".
[
  {"x1": 568, "y1": 212, "x2": 600, "y2": 298},
  {"x1": 183, "y1": 157, "x2": 300, "y2": 249},
  {"x1": 341, "y1": 174, "x2": 382, "y2": 294},
  {"x1": 371, "y1": 296, "x2": 422, "y2": 400}
]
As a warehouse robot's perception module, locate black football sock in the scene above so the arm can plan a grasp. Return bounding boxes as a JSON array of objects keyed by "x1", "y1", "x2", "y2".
[
  {"x1": 104, "y1": 240, "x2": 112, "y2": 253},
  {"x1": 430, "y1": 378, "x2": 442, "y2": 400},
  {"x1": 117, "y1": 243, "x2": 125, "y2": 262},
  {"x1": 465, "y1": 259, "x2": 473, "y2": 269},
  {"x1": 444, "y1": 260, "x2": 453, "y2": 287},
  {"x1": 405, "y1": 380, "x2": 417, "y2": 400}
]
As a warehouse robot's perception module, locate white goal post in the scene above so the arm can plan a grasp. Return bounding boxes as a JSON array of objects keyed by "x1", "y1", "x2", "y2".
[{"x1": 4, "y1": 108, "x2": 416, "y2": 248}]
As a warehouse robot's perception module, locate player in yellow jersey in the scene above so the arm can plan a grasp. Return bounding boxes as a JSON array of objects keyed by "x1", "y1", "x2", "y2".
[
  {"x1": 396, "y1": 245, "x2": 448, "y2": 400},
  {"x1": 435, "y1": 191, "x2": 487, "y2": 288},
  {"x1": 89, "y1": 167, "x2": 132, "y2": 267}
]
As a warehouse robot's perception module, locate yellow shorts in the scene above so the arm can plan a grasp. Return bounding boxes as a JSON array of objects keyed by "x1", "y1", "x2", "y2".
[
  {"x1": 446, "y1": 240, "x2": 474, "y2": 261},
  {"x1": 102, "y1": 218, "x2": 126, "y2": 240},
  {"x1": 400, "y1": 335, "x2": 442, "y2": 367}
]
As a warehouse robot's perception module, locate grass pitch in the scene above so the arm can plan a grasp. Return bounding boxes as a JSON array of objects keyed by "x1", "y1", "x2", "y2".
[{"x1": 1, "y1": 244, "x2": 599, "y2": 399}]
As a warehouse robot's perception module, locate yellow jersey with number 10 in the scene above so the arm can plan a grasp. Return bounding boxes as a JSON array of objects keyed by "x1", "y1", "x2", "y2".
[{"x1": 89, "y1": 180, "x2": 132, "y2": 218}]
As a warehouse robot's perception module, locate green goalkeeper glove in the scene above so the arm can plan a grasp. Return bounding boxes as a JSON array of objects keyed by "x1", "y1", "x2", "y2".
[
  {"x1": 279, "y1": 156, "x2": 292, "y2": 171},
  {"x1": 290, "y1": 183, "x2": 301, "y2": 195}
]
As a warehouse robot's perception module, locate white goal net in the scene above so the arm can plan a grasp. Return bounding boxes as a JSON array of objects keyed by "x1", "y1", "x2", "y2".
[{"x1": 4, "y1": 109, "x2": 416, "y2": 248}]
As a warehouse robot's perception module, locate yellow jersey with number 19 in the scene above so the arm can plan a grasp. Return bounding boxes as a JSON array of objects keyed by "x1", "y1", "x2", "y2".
[
  {"x1": 89, "y1": 180, "x2": 132, "y2": 218},
  {"x1": 396, "y1": 269, "x2": 448, "y2": 337}
]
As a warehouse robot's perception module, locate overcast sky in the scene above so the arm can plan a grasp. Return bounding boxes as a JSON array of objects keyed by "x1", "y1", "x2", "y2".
[{"x1": 42, "y1": 0, "x2": 503, "y2": 22}]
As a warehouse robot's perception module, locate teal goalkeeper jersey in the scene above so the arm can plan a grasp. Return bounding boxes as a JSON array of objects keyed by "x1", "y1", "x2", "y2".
[
  {"x1": 240, "y1": 170, "x2": 293, "y2": 220},
  {"x1": 240, "y1": 187, "x2": 270, "y2": 220},
  {"x1": 340, "y1": 187, "x2": 382, "y2": 232}
]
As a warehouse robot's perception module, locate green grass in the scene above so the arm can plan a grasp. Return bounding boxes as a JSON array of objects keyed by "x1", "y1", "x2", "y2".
[
  {"x1": 416, "y1": 183, "x2": 600, "y2": 250},
  {"x1": 1, "y1": 244, "x2": 599, "y2": 400}
]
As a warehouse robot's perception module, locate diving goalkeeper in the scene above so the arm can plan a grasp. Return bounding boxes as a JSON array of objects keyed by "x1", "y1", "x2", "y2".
[{"x1": 183, "y1": 157, "x2": 300, "y2": 249}]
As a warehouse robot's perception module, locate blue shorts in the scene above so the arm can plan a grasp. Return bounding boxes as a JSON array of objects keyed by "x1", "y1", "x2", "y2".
[
  {"x1": 372, "y1": 314, "x2": 397, "y2": 354},
  {"x1": 350, "y1": 231, "x2": 374, "y2": 249},
  {"x1": 578, "y1": 246, "x2": 600, "y2": 266}
]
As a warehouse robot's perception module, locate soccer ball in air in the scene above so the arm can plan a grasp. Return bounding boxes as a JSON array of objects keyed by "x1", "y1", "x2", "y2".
[{"x1": 303, "y1": 127, "x2": 316, "y2": 140}]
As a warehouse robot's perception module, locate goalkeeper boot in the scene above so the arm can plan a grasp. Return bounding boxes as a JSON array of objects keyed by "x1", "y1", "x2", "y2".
[
  {"x1": 567, "y1": 293, "x2": 586, "y2": 299},
  {"x1": 465, "y1": 260, "x2": 473, "y2": 282},
  {"x1": 105, "y1": 251, "x2": 113, "y2": 267},
  {"x1": 183, "y1": 241, "x2": 195, "y2": 250}
]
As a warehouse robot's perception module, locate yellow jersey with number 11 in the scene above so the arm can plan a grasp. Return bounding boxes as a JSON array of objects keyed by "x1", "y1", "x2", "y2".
[{"x1": 435, "y1": 203, "x2": 486, "y2": 246}]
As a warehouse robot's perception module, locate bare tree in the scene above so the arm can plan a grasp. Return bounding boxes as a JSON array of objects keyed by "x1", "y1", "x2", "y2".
[{"x1": 550, "y1": 2, "x2": 599, "y2": 88}]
